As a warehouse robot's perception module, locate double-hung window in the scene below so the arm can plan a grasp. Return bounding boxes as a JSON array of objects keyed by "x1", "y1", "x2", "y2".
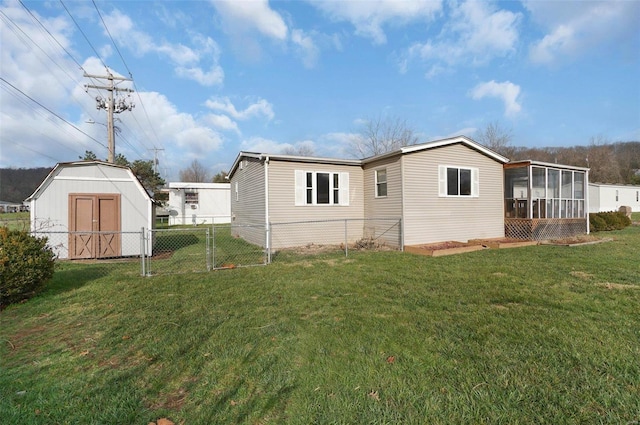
[
  {"x1": 438, "y1": 165, "x2": 479, "y2": 197},
  {"x1": 185, "y1": 191, "x2": 199, "y2": 204},
  {"x1": 375, "y1": 169, "x2": 387, "y2": 197},
  {"x1": 295, "y1": 170, "x2": 349, "y2": 206}
]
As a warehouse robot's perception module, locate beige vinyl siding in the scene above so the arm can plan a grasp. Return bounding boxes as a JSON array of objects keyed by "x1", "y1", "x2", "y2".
[
  {"x1": 267, "y1": 160, "x2": 364, "y2": 249},
  {"x1": 402, "y1": 143, "x2": 504, "y2": 245},
  {"x1": 362, "y1": 155, "x2": 403, "y2": 246},
  {"x1": 230, "y1": 157, "x2": 266, "y2": 246}
]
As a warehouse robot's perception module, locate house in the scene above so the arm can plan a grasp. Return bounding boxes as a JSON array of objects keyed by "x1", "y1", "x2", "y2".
[
  {"x1": 0, "y1": 200, "x2": 23, "y2": 213},
  {"x1": 228, "y1": 135, "x2": 510, "y2": 250},
  {"x1": 588, "y1": 183, "x2": 640, "y2": 213},
  {"x1": 504, "y1": 161, "x2": 590, "y2": 239},
  {"x1": 167, "y1": 182, "x2": 231, "y2": 225},
  {"x1": 26, "y1": 161, "x2": 154, "y2": 259}
]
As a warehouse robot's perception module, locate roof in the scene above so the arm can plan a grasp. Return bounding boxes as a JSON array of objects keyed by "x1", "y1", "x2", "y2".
[
  {"x1": 169, "y1": 182, "x2": 230, "y2": 189},
  {"x1": 228, "y1": 135, "x2": 508, "y2": 177},
  {"x1": 228, "y1": 152, "x2": 361, "y2": 178},
  {"x1": 589, "y1": 182, "x2": 640, "y2": 188},
  {"x1": 363, "y1": 135, "x2": 509, "y2": 164},
  {"x1": 26, "y1": 160, "x2": 151, "y2": 201},
  {"x1": 505, "y1": 160, "x2": 590, "y2": 172}
]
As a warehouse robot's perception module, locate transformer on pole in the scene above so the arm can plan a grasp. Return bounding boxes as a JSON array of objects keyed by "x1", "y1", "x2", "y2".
[{"x1": 84, "y1": 72, "x2": 134, "y2": 163}]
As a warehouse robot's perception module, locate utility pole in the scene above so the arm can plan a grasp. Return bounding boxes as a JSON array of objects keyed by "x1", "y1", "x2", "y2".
[
  {"x1": 84, "y1": 72, "x2": 134, "y2": 163},
  {"x1": 149, "y1": 147, "x2": 165, "y2": 174}
]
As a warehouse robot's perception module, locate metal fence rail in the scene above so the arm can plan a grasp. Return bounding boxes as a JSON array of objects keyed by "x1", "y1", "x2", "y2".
[{"x1": 268, "y1": 218, "x2": 402, "y2": 259}]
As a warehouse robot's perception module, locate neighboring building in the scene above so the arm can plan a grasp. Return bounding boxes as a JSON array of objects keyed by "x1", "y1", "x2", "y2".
[
  {"x1": 167, "y1": 182, "x2": 231, "y2": 225},
  {"x1": 26, "y1": 161, "x2": 154, "y2": 259},
  {"x1": 228, "y1": 135, "x2": 510, "y2": 249},
  {"x1": 0, "y1": 200, "x2": 23, "y2": 213},
  {"x1": 588, "y1": 183, "x2": 640, "y2": 213},
  {"x1": 504, "y1": 161, "x2": 590, "y2": 239}
]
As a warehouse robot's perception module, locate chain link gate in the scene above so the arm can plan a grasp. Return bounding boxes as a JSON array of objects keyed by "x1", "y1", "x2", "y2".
[{"x1": 144, "y1": 224, "x2": 268, "y2": 276}]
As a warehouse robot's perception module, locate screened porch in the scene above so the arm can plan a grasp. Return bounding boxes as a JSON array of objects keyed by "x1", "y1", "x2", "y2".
[{"x1": 504, "y1": 161, "x2": 590, "y2": 240}]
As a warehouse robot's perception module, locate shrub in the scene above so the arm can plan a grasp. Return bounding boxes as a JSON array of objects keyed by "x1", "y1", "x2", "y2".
[
  {"x1": 589, "y1": 211, "x2": 632, "y2": 232},
  {"x1": 0, "y1": 227, "x2": 56, "y2": 308}
]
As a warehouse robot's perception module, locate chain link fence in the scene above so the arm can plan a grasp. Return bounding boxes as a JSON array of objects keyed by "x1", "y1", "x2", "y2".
[
  {"x1": 268, "y1": 218, "x2": 402, "y2": 260},
  {"x1": 32, "y1": 230, "x2": 145, "y2": 275}
]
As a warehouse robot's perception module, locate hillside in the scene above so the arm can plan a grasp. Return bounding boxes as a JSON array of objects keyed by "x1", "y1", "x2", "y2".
[{"x1": 0, "y1": 167, "x2": 52, "y2": 203}]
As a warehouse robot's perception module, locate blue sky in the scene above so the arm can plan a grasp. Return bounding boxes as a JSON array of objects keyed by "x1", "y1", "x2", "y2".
[{"x1": 1, "y1": 0, "x2": 638, "y2": 180}]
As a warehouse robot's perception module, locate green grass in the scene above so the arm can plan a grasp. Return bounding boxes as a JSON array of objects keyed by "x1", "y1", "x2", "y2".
[
  {"x1": 0, "y1": 212, "x2": 29, "y2": 231},
  {"x1": 1, "y1": 227, "x2": 639, "y2": 424}
]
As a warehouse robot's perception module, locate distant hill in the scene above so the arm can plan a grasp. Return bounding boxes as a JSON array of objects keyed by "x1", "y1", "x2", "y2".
[{"x1": 0, "y1": 167, "x2": 53, "y2": 203}]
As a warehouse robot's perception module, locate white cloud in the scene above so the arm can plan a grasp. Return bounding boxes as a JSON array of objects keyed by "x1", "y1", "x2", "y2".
[
  {"x1": 310, "y1": 0, "x2": 442, "y2": 44},
  {"x1": 206, "y1": 114, "x2": 240, "y2": 134},
  {"x1": 526, "y1": 1, "x2": 640, "y2": 65},
  {"x1": 470, "y1": 80, "x2": 522, "y2": 117},
  {"x1": 403, "y1": 1, "x2": 520, "y2": 73},
  {"x1": 291, "y1": 29, "x2": 320, "y2": 69},
  {"x1": 240, "y1": 136, "x2": 288, "y2": 153},
  {"x1": 205, "y1": 97, "x2": 274, "y2": 121},
  {"x1": 103, "y1": 9, "x2": 223, "y2": 86},
  {"x1": 211, "y1": 0, "x2": 288, "y2": 40}
]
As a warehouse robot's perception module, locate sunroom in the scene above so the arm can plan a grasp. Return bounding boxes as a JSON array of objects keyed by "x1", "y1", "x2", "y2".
[{"x1": 504, "y1": 161, "x2": 590, "y2": 240}]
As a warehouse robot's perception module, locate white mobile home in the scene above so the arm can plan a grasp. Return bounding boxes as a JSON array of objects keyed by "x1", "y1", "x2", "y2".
[
  {"x1": 589, "y1": 183, "x2": 640, "y2": 213},
  {"x1": 168, "y1": 182, "x2": 231, "y2": 225},
  {"x1": 26, "y1": 161, "x2": 154, "y2": 259}
]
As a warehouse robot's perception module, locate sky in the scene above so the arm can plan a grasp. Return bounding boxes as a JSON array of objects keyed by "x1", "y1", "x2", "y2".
[{"x1": 1, "y1": 0, "x2": 639, "y2": 181}]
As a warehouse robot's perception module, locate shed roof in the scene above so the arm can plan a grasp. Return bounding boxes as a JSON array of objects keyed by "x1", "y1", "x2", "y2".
[{"x1": 26, "y1": 160, "x2": 151, "y2": 201}]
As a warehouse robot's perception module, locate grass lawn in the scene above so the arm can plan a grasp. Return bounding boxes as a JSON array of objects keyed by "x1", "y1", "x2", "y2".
[{"x1": 1, "y1": 226, "x2": 639, "y2": 424}]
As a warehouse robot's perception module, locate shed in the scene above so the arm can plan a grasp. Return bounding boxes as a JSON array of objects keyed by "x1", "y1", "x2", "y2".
[
  {"x1": 167, "y1": 182, "x2": 231, "y2": 225},
  {"x1": 26, "y1": 161, "x2": 154, "y2": 259}
]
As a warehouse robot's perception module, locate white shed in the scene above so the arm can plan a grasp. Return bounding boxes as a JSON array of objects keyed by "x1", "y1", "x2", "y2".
[
  {"x1": 26, "y1": 161, "x2": 154, "y2": 259},
  {"x1": 168, "y1": 182, "x2": 231, "y2": 225},
  {"x1": 588, "y1": 183, "x2": 640, "y2": 213}
]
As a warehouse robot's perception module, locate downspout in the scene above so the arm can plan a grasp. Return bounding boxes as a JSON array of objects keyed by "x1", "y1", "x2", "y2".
[
  {"x1": 585, "y1": 169, "x2": 590, "y2": 234},
  {"x1": 263, "y1": 156, "x2": 270, "y2": 257}
]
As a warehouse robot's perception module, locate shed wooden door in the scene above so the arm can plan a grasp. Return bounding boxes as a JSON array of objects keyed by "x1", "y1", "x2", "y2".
[{"x1": 69, "y1": 194, "x2": 121, "y2": 259}]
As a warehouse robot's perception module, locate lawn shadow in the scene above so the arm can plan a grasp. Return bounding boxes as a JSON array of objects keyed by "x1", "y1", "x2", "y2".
[{"x1": 43, "y1": 263, "x2": 112, "y2": 297}]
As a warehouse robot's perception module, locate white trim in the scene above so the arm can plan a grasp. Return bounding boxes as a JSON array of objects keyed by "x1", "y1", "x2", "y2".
[
  {"x1": 375, "y1": 168, "x2": 387, "y2": 198},
  {"x1": 53, "y1": 176, "x2": 132, "y2": 182}
]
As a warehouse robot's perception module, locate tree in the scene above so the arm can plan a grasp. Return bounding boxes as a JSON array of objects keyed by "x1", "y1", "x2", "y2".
[
  {"x1": 348, "y1": 115, "x2": 419, "y2": 158},
  {"x1": 79, "y1": 150, "x2": 98, "y2": 161},
  {"x1": 586, "y1": 136, "x2": 621, "y2": 183},
  {"x1": 281, "y1": 142, "x2": 315, "y2": 157},
  {"x1": 179, "y1": 159, "x2": 210, "y2": 182},
  {"x1": 212, "y1": 171, "x2": 228, "y2": 183},
  {"x1": 476, "y1": 121, "x2": 514, "y2": 158}
]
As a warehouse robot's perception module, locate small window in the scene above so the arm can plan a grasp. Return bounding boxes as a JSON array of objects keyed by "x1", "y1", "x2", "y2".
[
  {"x1": 235, "y1": 182, "x2": 238, "y2": 201},
  {"x1": 185, "y1": 191, "x2": 198, "y2": 204},
  {"x1": 440, "y1": 166, "x2": 477, "y2": 197},
  {"x1": 375, "y1": 169, "x2": 387, "y2": 197}
]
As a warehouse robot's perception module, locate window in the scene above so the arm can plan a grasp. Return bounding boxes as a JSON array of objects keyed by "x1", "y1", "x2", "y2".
[
  {"x1": 616, "y1": 190, "x2": 619, "y2": 202},
  {"x1": 185, "y1": 191, "x2": 198, "y2": 204},
  {"x1": 235, "y1": 182, "x2": 238, "y2": 201},
  {"x1": 375, "y1": 169, "x2": 387, "y2": 197},
  {"x1": 439, "y1": 166, "x2": 478, "y2": 197},
  {"x1": 295, "y1": 170, "x2": 349, "y2": 206}
]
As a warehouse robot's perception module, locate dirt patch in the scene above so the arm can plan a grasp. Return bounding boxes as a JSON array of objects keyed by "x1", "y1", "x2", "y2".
[
  {"x1": 597, "y1": 282, "x2": 640, "y2": 290},
  {"x1": 541, "y1": 235, "x2": 611, "y2": 246},
  {"x1": 570, "y1": 271, "x2": 594, "y2": 280}
]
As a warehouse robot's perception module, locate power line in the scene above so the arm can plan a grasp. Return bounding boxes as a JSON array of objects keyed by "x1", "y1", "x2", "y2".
[
  {"x1": 92, "y1": 0, "x2": 132, "y2": 78},
  {"x1": 59, "y1": 0, "x2": 108, "y2": 70},
  {"x1": 0, "y1": 77, "x2": 108, "y2": 151}
]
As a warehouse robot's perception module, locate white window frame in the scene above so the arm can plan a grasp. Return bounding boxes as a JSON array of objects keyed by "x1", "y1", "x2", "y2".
[
  {"x1": 375, "y1": 168, "x2": 387, "y2": 198},
  {"x1": 184, "y1": 191, "x2": 199, "y2": 205},
  {"x1": 295, "y1": 170, "x2": 349, "y2": 206},
  {"x1": 438, "y1": 165, "x2": 479, "y2": 197},
  {"x1": 234, "y1": 182, "x2": 239, "y2": 201}
]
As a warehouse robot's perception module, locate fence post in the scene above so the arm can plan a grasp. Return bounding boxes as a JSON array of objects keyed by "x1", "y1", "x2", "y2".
[
  {"x1": 266, "y1": 223, "x2": 271, "y2": 264},
  {"x1": 399, "y1": 218, "x2": 404, "y2": 251},
  {"x1": 211, "y1": 224, "x2": 216, "y2": 270},
  {"x1": 140, "y1": 227, "x2": 146, "y2": 276}
]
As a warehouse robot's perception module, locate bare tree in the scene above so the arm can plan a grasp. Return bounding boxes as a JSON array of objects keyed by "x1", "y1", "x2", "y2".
[
  {"x1": 281, "y1": 142, "x2": 316, "y2": 157},
  {"x1": 586, "y1": 135, "x2": 621, "y2": 183},
  {"x1": 179, "y1": 159, "x2": 210, "y2": 182},
  {"x1": 348, "y1": 115, "x2": 419, "y2": 158},
  {"x1": 476, "y1": 121, "x2": 514, "y2": 158}
]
